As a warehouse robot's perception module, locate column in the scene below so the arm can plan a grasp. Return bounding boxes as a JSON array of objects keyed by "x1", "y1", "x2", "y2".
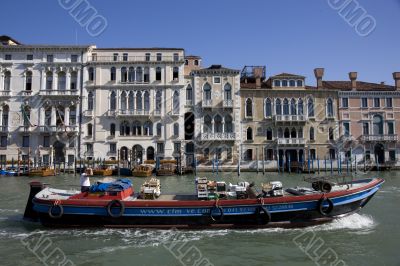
[
  {"x1": 53, "y1": 72, "x2": 58, "y2": 91},
  {"x1": 41, "y1": 70, "x2": 46, "y2": 91},
  {"x1": 0, "y1": 109, "x2": 3, "y2": 127},
  {"x1": 64, "y1": 107, "x2": 70, "y2": 126},
  {"x1": 39, "y1": 107, "x2": 45, "y2": 126},
  {"x1": 66, "y1": 71, "x2": 71, "y2": 91},
  {"x1": 51, "y1": 106, "x2": 56, "y2": 126},
  {"x1": 76, "y1": 68, "x2": 81, "y2": 92}
]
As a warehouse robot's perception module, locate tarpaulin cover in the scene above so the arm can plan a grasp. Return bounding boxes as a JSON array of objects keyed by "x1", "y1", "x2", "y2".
[{"x1": 90, "y1": 178, "x2": 132, "y2": 192}]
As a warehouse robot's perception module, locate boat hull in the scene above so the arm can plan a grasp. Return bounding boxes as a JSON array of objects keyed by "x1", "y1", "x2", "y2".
[{"x1": 30, "y1": 178, "x2": 383, "y2": 228}]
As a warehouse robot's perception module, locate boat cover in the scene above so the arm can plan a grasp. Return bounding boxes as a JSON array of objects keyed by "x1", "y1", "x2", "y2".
[{"x1": 89, "y1": 178, "x2": 132, "y2": 192}]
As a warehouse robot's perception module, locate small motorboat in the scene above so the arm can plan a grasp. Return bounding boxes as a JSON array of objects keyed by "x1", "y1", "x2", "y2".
[
  {"x1": 140, "y1": 178, "x2": 161, "y2": 199},
  {"x1": 24, "y1": 175, "x2": 384, "y2": 228},
  {"x1": 133, "y1": 165, "x2": 153, "y2": 177},
  {"x1": 156, "y1": 161, "x2": 176, "y2": 176}
]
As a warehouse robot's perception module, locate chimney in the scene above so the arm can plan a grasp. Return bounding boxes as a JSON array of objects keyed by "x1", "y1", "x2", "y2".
[
  {"x1": 393, "y1": 72, "x2": 400, "y2": 90},
  {"x1": 314, "y1": 68, "x2": 324, "y2": 89},
  {"x1": 349, "y1": 72, "x2": 357, "y2": 90},
  {"x1": 253, "y1": 67, "x2": 263, "y2": 89}
]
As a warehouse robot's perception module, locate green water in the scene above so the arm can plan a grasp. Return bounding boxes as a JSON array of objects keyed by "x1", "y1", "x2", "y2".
[{"x1": 0, "y1": 171, "x2": 399, "y2": 266}]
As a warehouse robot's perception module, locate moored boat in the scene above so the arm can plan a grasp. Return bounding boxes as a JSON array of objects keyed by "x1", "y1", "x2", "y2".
[
  {"x1": 133, "y1": 165, "x2": 154, "y2": 177},
  {"x1": 156, "y1": 162, "x2": 176, "y2": 176},
  {"x1": 28, "y1": 168, "x2": 56, "y2": 177},
  {"x1": 23, "y1": 176, "x2": 384, "y2": 228},
  {"x1": 92, "y1": 168, "x2": 113, "y2": 176}
]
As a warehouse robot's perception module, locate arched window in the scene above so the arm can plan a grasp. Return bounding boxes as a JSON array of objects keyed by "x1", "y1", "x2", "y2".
[
  {"x1": 246, "y1": 98, "x2": 253, "y2": 117},
  {"x1": 274, "y1": 80, "x2": 281, "y2": 87},
  {"x1": 186, "y1": 85, "x2": 193, "y2": 103},
  {"x1": 120, "y1": 121, "x2": 130, "y2": 136},
  {"x1": 194, "y1": 60, "x2": 199, "y2": 66},
  {"x1": 298, "y1": 99, "x2": 304, "y2": 115},
  {"x1": 308, "y1": 97, "x2": 314, "y2": 117},
  {"x1": 290, "y1": 98, "x2": 297, "y2": 115},
  {"x1": 23, "y1": 106, "x2": 31, "y2": 127},
  {"x1": 291, "y1": 128, "x2": 297, "y2": 138},
  {"x1": 282, "y1": 80, "x2": 288, "y2": 87},
  {"x1": 266, "y1": 128, "x2": 273, "y2": 140},
  {"x1": 184, "y1": 59, "x2": 188, "y2": 65},
  {"x1": 276, "y1": 98, "x2": 282, "y2": 115},
  {"x1": 155, "y1": 91, "x2": 162, "y2": 112},
  {"x1": 214, "y1": 115, "x2": 223, "y2": 133},
  {"x1": 310, "y1": 127, "x2": 315, "y2": 140},
  {"x1": 128, "y1": 67, "x2": 135, "y2": 82},
  {"x1": 121, "y1": 67, "x2": 127, "y2": 82},
  {"x1": 278, "y1": 128, "x2": 283, "y2": 138},
  {"x1": 25, "y1": 71, "x2": 32, "y2": 91},
  {"x1": 136, "y1": 91, "x2": 142, "y2": 111},
  {"x1": 44, "y1": 107, "x2": 51, "y2": 126},
  {"x1": 284, "y1": 128, "x2": 290, "y2": 138},
  {"x1": 203, "y1": 83, "x2": 211, "y2": 100},
  {"x1": 144, "y1": 121, "x2": 153, "y2": 136},
  {"x1": 173, "y1": 91, "x2": 179, "y2": 114},
  {"x1": 156, "y1": 123, "x2": 162, "y2": 137},
  {"x1": 88, "y1": 67, "x2": 94, "y2": 81},
  {"x1": 46, "y1": 71, "x2": 53, "y2": 90},
  {"x1": 136, "y1": 67, "x2": 143, "y2": 82},
  {"x1": 173, "y1": 123, "x2": 179, "y2": 136},
  {"x1": 87, "y1": 123, "x2": 93, "y2": 136},
  {"x1": 58, "y1": 72, "x2": 66, "y2": 90},
  {"x1": 70, "y1": 71, "x2": 77, "y2": 90},
  {"x1": 1, "y1": 105, "x2": 9, "y2": 127},
  {"x1": 110, "y1": 123, "x2": 115, "y2": 136},
  {"x1": 289, "y1": 80, "x2": 296, "y2": 87},
  {"x1": 327, "y1": 98, "x2": 334, "y2": 117},
  {"x1": 144, "y1": 91, "x2": 150, "y2": 112},
  {"x1": 144, "y1": 67, "x2": 149, "y2": 82},
  {"x1": 110, "y1": 91, "x2": 116, "y2": 111},
  {"x1": 329, "y1": 127, "x2": 334, "y2": 140},
  {"x1": 132, "y1": 121, "x2": 141, "y2": 136},
  {"x1": 297, "y1": 80, "x2": 303, "y2": 87},
  {"x1": 265, "y1": 98, "x2": 272, "y2": 117},
  {"x1": 156, "y1": 67, "x2": 162, "y2": 81},
  {"x1": 128, "y1": 91, "x2": 134, "y2": 110},
  {"x1": 224, "y1": 83, "x2": 232, "y2": 100},
  {"x1": 204, "y1": 115, "x2": 212, "y2": 133},
  {"x1": 246, "y1": 127, "x2": 253, "y2": 141},
  {"x1": 225, "y1": 115, "x2": 233, "y2": 133},
  {"x1": 373, "y1": 115, "x2": 383, "y2": 135},
  {"x1": 110, "y1": 67, "x2": 116, "y2": 81},
  {"x1": 120, "y1": 91, "x2": 127, "y2": 110},
  {"x1": 283, "y1": 98, "x2": 289, "y2": 115},
  {"x1": 69, "y1": 106, "x2": 76, "y2": 125},
  {"x1": 298, "y1": 128, "x2": 303, "y2": 138},
  {"x1": 173, "y1": 67, "x2": 179, "y2": 80}
]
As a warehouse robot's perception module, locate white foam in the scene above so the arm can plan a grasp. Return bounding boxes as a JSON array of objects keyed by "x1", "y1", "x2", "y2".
[{"x1": 306, "y1": 213, "x2": 376, "y2": 232}]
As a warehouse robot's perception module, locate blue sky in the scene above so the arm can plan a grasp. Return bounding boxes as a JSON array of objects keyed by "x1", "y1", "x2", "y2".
[{"x1": 2, "y1": 0, "x2": 400, "y2": 85}]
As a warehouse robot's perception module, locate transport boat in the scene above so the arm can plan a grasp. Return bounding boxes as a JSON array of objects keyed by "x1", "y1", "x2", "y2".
[
  {"x1": 156, "y1": 162, "x2": 176, "y2": 176},
  {"x1": 23, "y1": 175, "x2": 384, "y2": 228},
  {"x1": 92, "y1": 168, "x2": 113, "y2": 176},
  {"x1": 132, "y1": 165, "x2": 154, "y2": 177},
  {"x1": 28, "y1": 168, "x2": 56, "y2": 177}
]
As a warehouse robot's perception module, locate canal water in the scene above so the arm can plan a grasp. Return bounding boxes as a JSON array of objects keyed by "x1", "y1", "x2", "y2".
[{"x1": 0, "y1": 171, "x2": 399, "y2": 266}]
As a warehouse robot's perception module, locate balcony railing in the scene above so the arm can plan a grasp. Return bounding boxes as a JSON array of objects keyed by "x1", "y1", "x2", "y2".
[
  {"x1": 275, "y1": 115, "x2": 307, "y2": 122},
  {"x1": 154, "y1": 110, "x2": 161, "y2": 116},
  {"x1": 0, "y1": 91, "x2": 11, "y2": 96},
  {"x1": 361, "y1": 134, "x2": 398, "y2": 142},
  {"x1": 120, "y1": 80, "x2": 150, "y2": 85},
  {"x1": 201, "y1": 132, "x2": 236, "y2": 141},
  {"x1": 88, "y1": 55, "x2": 184, "y2": 62},
  {"x1": 39, "y1": 90, "x2": 79, "y2": 96},
  {"x1": 83, "y1": 110, "x2": 94, "y2": 116},
  {"x1": 37, "y1": 125, "x2": 77, "y2": 133},
  {"x1": 223, "y1": 99, "x2": 233, "y2": 107},
  {"x1": 277, "y1": 138, "x2": 306, "y2": 145},
  {"x1": 185, "y1": 100, "x2": 193, "y2": 106},
  {"x1": 202, "y1": 99, "x2": 213, "y2": 107},
  {"x1": 38, "y1": 126, "x2": 57, "y2": 132},
  {"x1": 118, "y1": 109, "x2": 150, "y2": 116}
]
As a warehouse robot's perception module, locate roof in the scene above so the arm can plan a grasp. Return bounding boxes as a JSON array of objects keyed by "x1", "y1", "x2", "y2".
[
  {"x1": 0, "y1": 35, "x2": 22, "y2": 45},
  {"x1": 322, "y1": 81, "x2": 395, "y2": 91},
  {"x1": 271, "y1": 73, "x2": 306, "y2": 79},
  {"x1": 185, "y1": 55, "x2": 201, "y2": 59},
  {"x1": 192, "y1": 64, "x2": 240, "y2": 74},
  {"x1": 93, "y1": 47, "x2": 184, "y2": 51}
]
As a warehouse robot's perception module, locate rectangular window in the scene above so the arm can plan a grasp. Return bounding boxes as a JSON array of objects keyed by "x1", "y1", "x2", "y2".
[
  {"x1": 122, "y1": 53, "x2": 128, "y2": 61},
  {"x1": 343, "y1": 122, "x2": 350, "y2": 137},
  {"x1": 173, "y1": 53, "x2": 179, "y2": 62},
  {"x1": 22, "y1": 136, "x2": 29, "y2": 147},
  {"x1": 365, "y1": 150, "x2": 371, "y2": 161},
  {"x1": 363, "y1": 122, "x2": 369, "y2": 135},
  {"x1": 374, "y1": 98, "x2": 380, "y2": 108},
  {"x1": 341, "y1": 97, "x2": 348, "y2": 108},
  {"x1": 157, "y1": 143, "x2": 164, "y2": 154},
  {"x1": 389, "y1": 150, "x2": 396, "y2": 161},
  {"x1": 113, "y1": 53, "x2": 118, "y2": 61},
  {"x1": 91, "y1": 53, "x2": 97, "y2": 61},
  {"x1": 47, "y1": 55, "x2": 53, "y2": 62},
  {"x1": 69, "y1": 137, "x2": 75, "y2": 148},
  {"x1": 0, "y1": 136, "x2": 7, "y2": 147},
  {"x1": 361, "y1": 97, "x2": 368, "y2": 108},
  {"x1": 42, "y1": 155, "x2": 49, "y2": 166},
  {"x1": 145, "y1": 53, "x2": 151, "y2": 61},
  {"x1": 329, "y1": 149, "x2": 336, "y2": 160},
  {"x1": 43, "y1": 136, "x2": 50, "y2": 147},
  {"x1": 110, "y1": 143, "x2": 116, "y2": 153},
  {"x1": 27, "y1": 54, "x2": 33, "y2": 60},
  {"x1": 386, "y1": 98, "x2": 393, "y2": 108},
  {"x1": 309, "y1": 149, "x2": 316, "y2": 160},
  {"x1": 213, "y1": 77, "x2": 221, "y2": 84},
  {"x1": 173, "y1": 142, "x2": 180, "y2": 154},
  {"x1": 388, "y1": 121, "x2": 394, "y2": 134},
  {"x1": 86, "y1": 144, "x2": 93, "y2": 153},
  {"x1": 156, "y1": 53, "x2": 162, "y2": 61},
  {"x1": 5, "y1": 54, "x2": 12, "y2": 60},
  {"x1": 0, "y1": 154, "x2": 6, "y2": 163},
  {"x1": 71, "y1": 54, "x2": 78, "y2": 62},
  {"x1": 68, "y1": 155, "x2": 74, "y2": 165}
]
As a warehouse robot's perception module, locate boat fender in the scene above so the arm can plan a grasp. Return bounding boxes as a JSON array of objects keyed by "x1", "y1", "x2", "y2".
[
  {"x1": 318, "y1": 197, "x2": 334, "y2": 216},
  {"x1": 48, "y1": 204, "x2": 64, "y2": 219},
  {"x1": 107, "y1": 200, "x2": 125, "y2": 218},
  {"x1": 210, "y1": 206, "x2": 224, "y2": 222},
  {"x1": 257, "y1": 205, "x2": 271, "y2": 224}
]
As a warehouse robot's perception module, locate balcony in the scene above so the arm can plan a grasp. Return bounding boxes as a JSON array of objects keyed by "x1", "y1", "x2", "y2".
[
  {"x1": 83, "y1": 110, "x2": 94, "y2": 117},
  {"x1": 202, "y1": 99, "x2": 213, "y2": 108},
  {"x1": 361, "y1": 134, "x2": 398, "y2": 142},
  {"x1": 39, "y1": 90, "x2": 79, "y2": 96},
  {"x1": 277, "y1": 138, "x2": 306, "y2": 145},
  {"x1": 106, "y1": 110, "x2": 117, "y2": 117},
  {"x1": 88, "y1": 55, "x2": 184, "y2": 63},
  {"x1": 223, "y1": 99, "x2": 233, "y2": 108},
  {"x1": 21, "y1": 90, "x2": 33, "y2": 96},
  {"x1": 0, "y1": 91, "x2": 11, "y2": 96},
  {"x1": 201, "y1": 132, "x2": 236, "y2": 141},
  {"x1": 275, "y1": 115, "x2": 307, "y2": 123},
  {"x1": 37, "y1": 125, "x2": 77, "y2": 133},
  {"x1": 0, "y1": 126, "x2": 8, "y2": 132},
  {"x1": 37, "y1": 126, "x2": 57, "y2": 133},
  {"x1": 120, "y1": 80, "x2": 150, "y2": 85},
  {"x1": 17, "y1": 126, "x2": 34, "y2": 133},
  {"x1": 118, "y1": 109, "x2": 150, "y2": 116},
  {"x1": 154, "y1": 110, "x2": 162, "y2": 116}
]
